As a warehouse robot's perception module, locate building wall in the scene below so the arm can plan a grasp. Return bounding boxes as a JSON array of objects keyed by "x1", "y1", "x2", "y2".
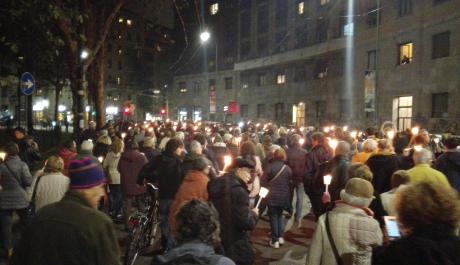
[{"x1": 170, "y1": 0, "x2": 460, "y2": 132}]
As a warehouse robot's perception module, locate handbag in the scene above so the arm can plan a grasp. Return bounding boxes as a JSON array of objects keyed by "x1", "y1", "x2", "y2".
[
  {"x1": 269, "y1": 164, "x2": 286, "y2": 184},
  {"x1": 325, "y1": 212, "x2": 344, "y2": 265},
  {"x1": 5, "y1": 161, "x2": 41, "y2": 221}
]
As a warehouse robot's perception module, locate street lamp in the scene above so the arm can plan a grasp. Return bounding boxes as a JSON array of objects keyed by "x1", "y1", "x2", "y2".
[
  {"x1": 200, "y1": 30, "x2": 218, "y2": 72},
  {"x1": 80, "y1": 49, "x2": 89, "y2": 60}
]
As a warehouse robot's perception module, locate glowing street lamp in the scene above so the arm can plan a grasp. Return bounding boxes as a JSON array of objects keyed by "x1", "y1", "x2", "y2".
[
  {"x1": 200, "y1": 31, "x2": 211, "y2": 43},
  {"x1": 80, "y1": 49, "x2": 89, "y2": 60}
]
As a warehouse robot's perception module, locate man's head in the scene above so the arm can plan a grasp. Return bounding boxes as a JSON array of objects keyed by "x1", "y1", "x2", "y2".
[
  {"x1": 444, "y1": 137, "x2": 459, "y2": 150},
  {"x1": 336, "y1": 141, "x2": 351, "y2": 156},
  {"x1": 44, "y1": 155, "x2": 64, "y2": 174},
  {"x1": 68, "y1": 157, "x2": 106, "y2": 208},
  {"x1": 413, "y1": 148, "x2": 432, "y2": 165},
  {"x1": 13, "y1": 127, "x2": 26, "y2": 140},
  {"x1": 189, "y1": 140, "x2": 203, "y2": 155},
  {"x1": 165, "y1": 138, "x2": 184, "y2": 156},
  {"x1": 175, "y1": 200, "x2": 220, "y2": 245},
  {"x1": 192, "y1": 157, "x2": 210, "y2": 175},
  {"x1": 311, "y1": 132, "x2": 324, "y2": 147},
  {"x1": 5, "y1": 142, "x2": 19, "y2": 157},
  {"x1": 80, "y1": 140, "x2": 94, "y2": 152}
]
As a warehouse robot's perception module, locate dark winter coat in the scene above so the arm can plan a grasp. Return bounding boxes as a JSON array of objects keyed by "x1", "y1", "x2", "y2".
[
  {"x1": 11, "y1": 191, "x2": 121, "y2": 265},
  {"x1": 305, "y1": 145, "x2": 332, "y2": 194},
  {"x1": 119, "y1": 149, "x2": 148, "y2": 196},
  {"x1": 372, "y1": 224, "x2": 460, "y2": 265},
  {"x1": 138, "y1": 152, "x2": 183, "y2": 200},
  {"x1": 208, "y1": 145, "x2": 231, "y2": 171},
  {"x1": 0, "y1": 156, "x2": 33, "y2": 210},
  {"x1": 366, "y1": 152, "x2": 399, "y2": 194},
  {"x1": 208, "y1": 174, "x2": 258, "y2": 265},
  {"x1": 16, "y1": 138, "x2": 42, "y2": 172},
  {"x1": 181, "y1": 153, "x2": 217, "y2": 179},
  {"x1": 261, "y1": 160, "x2": 292, "y2": 208},
  {"x1": 286, "y1": 146, "x2": 308, "y2": 185},
  {"x1": 435, "y1": 151, "x2": 460, "y2": 193},
  {"x1": 141, "y1": 147, "x2": 162, "y2": 163},
  {"x1": 314, "y1": 154, "x2": 350, "y2": 201},
  {"x1": 155, "y1": 240, "x2": 235, "y2": 265}
]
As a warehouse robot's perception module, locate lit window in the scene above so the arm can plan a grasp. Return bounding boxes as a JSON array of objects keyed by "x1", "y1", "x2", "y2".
[
  {"x1": 398, "y1": 42, "x2": 413, "y2": 65},
  {"x1": 118, "y1": 18, "x2": 124, "y2": 23},
  {"x1": 210, "y1": 3, "x2": 219, "y2": 15},
  {"x1": 320, "y1": 0, "x2": 330, "y2": 5},
  {"x1": 277, "y1": 73, "x2": 286, "y2": 84},
  {"x1": 153, "y1": 89, "x2": 160, "y2": 95},
  {"x1": 116, "y1": 77, "x2": 121, "y2": 85},
  {"x1": 118, "y1": 35, "x2": 122, "y2": 39},
  {"x1": 179, "y1": 82, "x2": 187, "y2": 93},
  {"x1": 127, "y1": 19, "x2": 132, "y2": 26},
  {"x1": 118, "y1": 49, "x2": 122, "y2": 55},
  {"x1": 298, "y1": 2, "x2": 305, "y2": 15}
]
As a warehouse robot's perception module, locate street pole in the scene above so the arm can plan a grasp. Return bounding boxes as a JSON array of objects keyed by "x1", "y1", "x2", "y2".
[{"x1": 375, "y1": 0, "x2": 381, "y2": 126}]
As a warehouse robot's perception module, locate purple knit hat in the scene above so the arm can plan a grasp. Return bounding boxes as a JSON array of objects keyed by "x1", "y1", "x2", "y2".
[{"x1": 68, "y1": 157, "x2": 105, "y2": 189}]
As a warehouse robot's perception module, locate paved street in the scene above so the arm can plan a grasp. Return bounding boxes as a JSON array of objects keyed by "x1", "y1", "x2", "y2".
[{"x1": 120, "y1": 195, "x2": 315, "y2": 265}]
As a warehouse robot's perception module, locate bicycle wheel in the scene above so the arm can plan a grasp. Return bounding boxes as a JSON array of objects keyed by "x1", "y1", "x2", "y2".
[{"x1": 124, "y1": 223, "x2": 143, "y2": 265}]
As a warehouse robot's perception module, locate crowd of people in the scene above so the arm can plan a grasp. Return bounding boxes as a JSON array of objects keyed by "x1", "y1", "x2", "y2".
[{"x1": 0, "y1": 120, "x2": 459, "y2": 265}]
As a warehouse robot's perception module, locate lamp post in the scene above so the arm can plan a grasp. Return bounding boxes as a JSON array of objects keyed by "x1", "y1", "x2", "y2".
[
  {"x1": 200, "y1": 30, "x2": 218, "y2": 72},
  {"x1": 78, "y1": 49, "x2": 89, "y2": 133}
]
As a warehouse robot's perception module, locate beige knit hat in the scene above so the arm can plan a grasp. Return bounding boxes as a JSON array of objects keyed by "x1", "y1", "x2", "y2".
[{"x1": 340, "y1": 178, "x2": 374, "y2": 207}]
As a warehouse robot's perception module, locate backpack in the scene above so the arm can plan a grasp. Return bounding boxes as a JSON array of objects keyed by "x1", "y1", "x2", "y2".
[{"x1": 161, "y1": 253, "x2": 223, "y2": 265}]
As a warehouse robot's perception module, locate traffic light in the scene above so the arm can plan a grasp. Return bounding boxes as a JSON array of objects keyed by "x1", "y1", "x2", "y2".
[
  {"x1": 160, "y1": 108, "x2": 166, "y2": 115},
  {"x1": 123, "y1": 107, "x2": 131, "y2": 116}
]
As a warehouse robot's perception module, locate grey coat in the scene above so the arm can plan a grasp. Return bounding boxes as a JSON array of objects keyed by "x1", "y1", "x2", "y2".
[{"x1": 0, "y1": 156, "x2": 33, "y2": 210}]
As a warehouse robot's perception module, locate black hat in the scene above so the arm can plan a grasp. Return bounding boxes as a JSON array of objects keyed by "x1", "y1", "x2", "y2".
[{"x1": 231, "y1": 157, "x2": 255, "y2": 169}]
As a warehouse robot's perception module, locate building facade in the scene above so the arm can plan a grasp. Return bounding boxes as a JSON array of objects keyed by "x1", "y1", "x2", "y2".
[{"x1": 170, "y1": 0, "x2": 460, "y2": 132}]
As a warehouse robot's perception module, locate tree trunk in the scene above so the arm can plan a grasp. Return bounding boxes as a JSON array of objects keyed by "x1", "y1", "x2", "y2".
[{"x1": 92, "y1": 47, "x2": 105, "y2": 130}]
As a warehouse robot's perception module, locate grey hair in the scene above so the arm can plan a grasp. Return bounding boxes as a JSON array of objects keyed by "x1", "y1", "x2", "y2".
[
  {"x1": 175, "y1": 131, "x2": 185, "y2": 141},
  {"x1": 336, "y1": 141, "x2": 351, "y2": 156},
  {"x1": 413, "y1": 148, "x2": 433, "y2": 165},
  {"x1": 189, "y1": 140, "x2": 202, "y2": 154},
  {"x1": 362, "y1": 139, "x2": 378, "y2": 153}
]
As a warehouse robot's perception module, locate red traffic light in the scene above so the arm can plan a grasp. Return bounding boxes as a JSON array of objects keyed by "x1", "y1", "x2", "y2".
[
  {"x1": 124, "y1": 107, "x2": 131, "y2": 115},
  {"x1": 160, "y1": 108, "x2": 166, "y2": 115}
]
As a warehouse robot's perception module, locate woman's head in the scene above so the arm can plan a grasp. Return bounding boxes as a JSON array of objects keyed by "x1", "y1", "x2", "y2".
[
  {"x1": 240, "y1": 141, "x2": 256, "y2": 157},
  {"x1": 340, "y1": 178, "x2": 374, "y2": 207},
  {"x1": 348, "y1": 163, "x2": 373, "y2": 182},
  {"x1": 44, "y1": 155, "x2": 64, "y2": 173},
  {"x1": 395, "y1": 182, "x2": 460, "y2": 233},
  {"x1": 175, "y1": 200, "x2": 220, "y2": 246},
  {"x1": 362, "y1": 139, "x2": 378, "y2": 153},
  {"x1": 391, "y1": 170, "x2": 410, "y2": 189},
  {"x1": 111, "y1": 137, "x2": 123, "y2": 154},
  {"x1": 272, "y1": 148, "x2": 287, "y2": 162},
  {"x1": 5, "y1": 142, "x2": 19, "y2": 157}
]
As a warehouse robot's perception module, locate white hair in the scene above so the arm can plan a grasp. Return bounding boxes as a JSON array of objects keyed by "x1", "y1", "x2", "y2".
[
  {"x1": 362, "y1": 139, "x2": 378, "y2": 153},
  {"x1": 175, "y1": 131, "x2": 185, "y2": 141},
  {"x1": 336, "y1": 141, "x2": 351, "y2": 156},
  {"x1": 413, "y1": 148, "x2": 433, "y2": 165}
]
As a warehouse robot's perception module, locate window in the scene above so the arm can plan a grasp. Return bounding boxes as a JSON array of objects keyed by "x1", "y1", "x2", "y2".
[
  {"x1": 179, "y1": 82, "x2": 187, "y2": 93},
  {"x1": 127, "y1": 19, "x2": 132, "y2": 26},
  {"x1": 117, "y1": 61, "x2": 122, "y2": 70},
  {"x1": 210, "y1": 3, "x2": 219, "y2": 15},
  {"x1": 294, "y1": 67, "x2": 306, "y2": 82},
  {"x1": 432, "y1": 31, "x2": 450, "y2": 59},
  {"x1": 257, "y1": 36, "x2": 268, "y2": 56},
  {"x1": 257, "y1": 5, "x2": 269, "y2": 34},
  {"x1": 316, "y1": 18, "x2": 328, "y2": 43},
  {"x1": 240, "y1": 41, "x2": 251, "y2": 60},
  {"x1": 367, "y1": 50, "x2": 376, "y2": 69},
  {"x1": 320, "y1": 0, "x2": 330, "y2": 5},
  {"x1": 209, "y1": 79, "x2": 216, "y2": 91},
  {"x1": 275, "y1": 103, "x2": 284, "y2": 121},
  {"x1": 225, "y1": 77, "x2": 233, "y2": 90},
  {"x1": 240, "y1": 104, "x2": 249, "y2": 118},
  {"x1": 366, "y1": 7, "x2": 379, "y2": 27},
  {"x1": 257, "y1": 104, "x2": 265, "y2": 118},
  {"x1": 241, "y1": 74, "x2": 249, "y2": 89},
  {"x1": 392, "y1": 96, "x2": 413, "y2": 131},
  {"x1": 276, "y1": 72, "x2": 286, "y2": 84},
  {"x1": 432, "y1": 93, "x2": 448, "y2": 118},
  {"x1": 257, "y1": 73, "x2": 267, "y2": 86},
  {"x1": 118, "y1": 17, "x2": 124, "y2": 23},
  {"x1": 314, "y1": 60, "x2": 328, "y2": 79},
  {"x1": 398, "y1": 0, "x2": 412, "y2": 17},
  {"x1": 116, "y1": 77, "x2": 121, "y2": 85},
  {"x1": 118, "y1": 49, "x2": 122, "y2": 55},
  {"x1": 298, "y1": 2, "x2": 305, "y2": 15},
  {"x1": 398, "y1": 42, "x2": 413, "y2": 65}
]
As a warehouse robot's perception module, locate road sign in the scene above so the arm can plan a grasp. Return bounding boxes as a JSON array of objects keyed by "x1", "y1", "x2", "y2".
[{"x1": 20, "y1": 72, "x2": 35, "y2": 95}]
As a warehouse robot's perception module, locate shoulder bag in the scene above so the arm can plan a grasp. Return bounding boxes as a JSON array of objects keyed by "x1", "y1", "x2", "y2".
[{"x1": 325, "y1": 212, "x2": 344, "y2": 265}]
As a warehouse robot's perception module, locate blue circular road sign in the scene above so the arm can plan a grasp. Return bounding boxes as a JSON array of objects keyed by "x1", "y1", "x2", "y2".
[{"x1": 20, "y1": 72, "x2": 35, "y2": 95}]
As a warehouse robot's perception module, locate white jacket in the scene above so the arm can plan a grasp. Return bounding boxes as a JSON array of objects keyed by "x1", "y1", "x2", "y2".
[
  {"x1": 103, "y1": 151, "x2": 121, "y2": 184},
  {"x1": 307, "y1": 203, "x2": 383, "y2": 265},
  {"x1": 35, "y1": 172, "x2": 69, "y2": 212}
]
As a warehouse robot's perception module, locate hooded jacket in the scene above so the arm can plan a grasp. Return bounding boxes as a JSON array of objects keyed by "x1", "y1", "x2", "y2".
[
  {"x1": 155, "y1": 240, "x2": 234, "y2": 265},
  {"x1": 118, "y1": 149, "x2": 148, "y2": 196},
  {"x1": 286, "y1": 145, "x2": 308, "y2": 185},
  {"x1": 435, "y1": 150, "x2": 460, "y2": 193},
  {"x1": 208, "y1": 173, "x2": 258, "y2": 265}
]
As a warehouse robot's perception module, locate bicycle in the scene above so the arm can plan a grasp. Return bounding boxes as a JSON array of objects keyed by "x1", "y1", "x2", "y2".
[{"x1": 124, "y1": 183, "x2": 160, "y2": 265}]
